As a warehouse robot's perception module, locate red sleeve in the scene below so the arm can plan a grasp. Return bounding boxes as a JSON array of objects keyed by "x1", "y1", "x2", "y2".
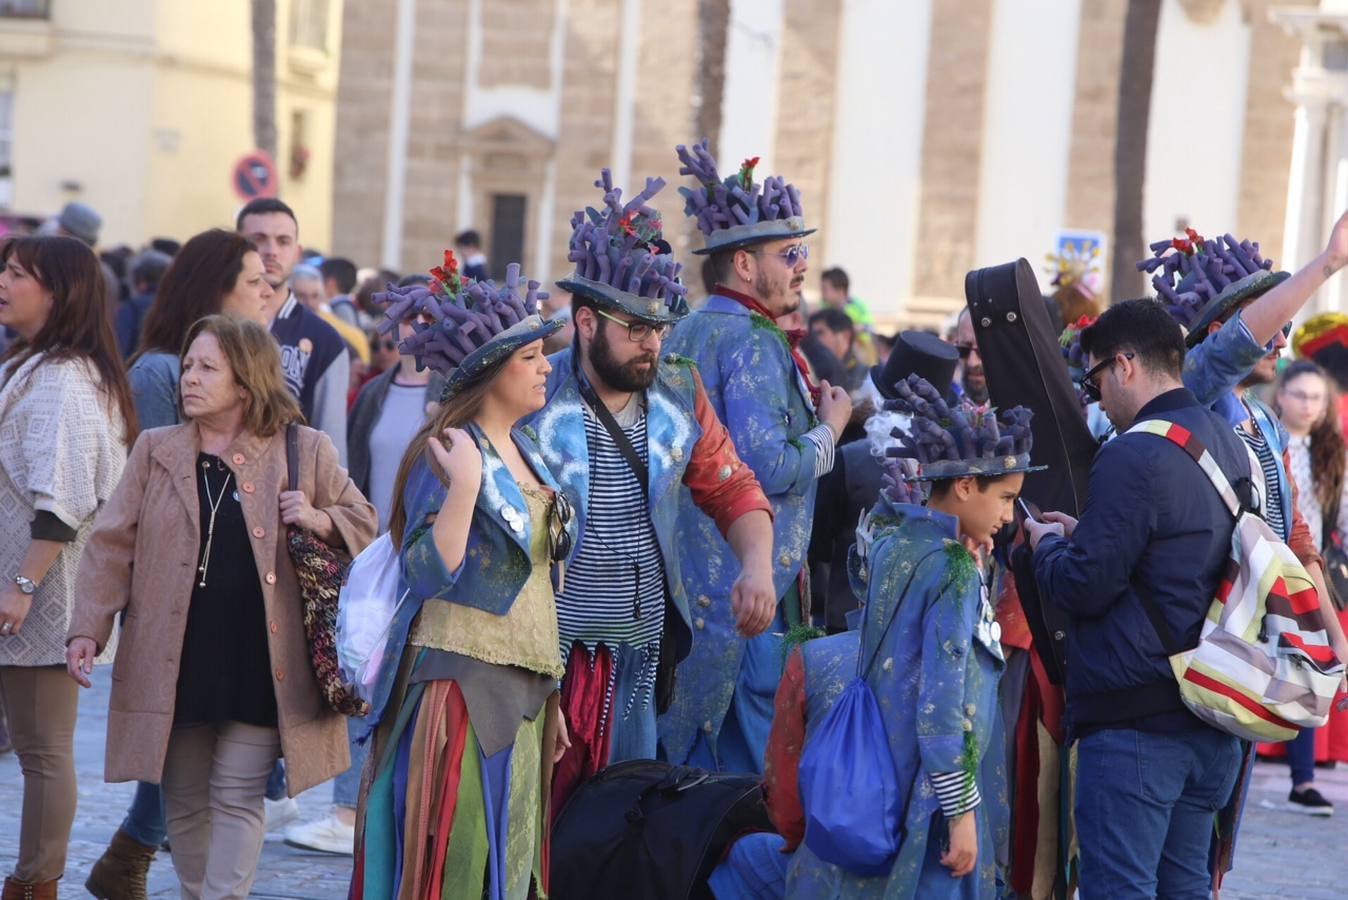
[
  {"x1": 763, "y1": 647, "x2": 808, "y2": 850},
  {"x1": 682, "y1": 368, "x2": 772, "y2": 537},
  {"x1": 1285, "y1": 447, "x2": 1324, "y2": 569}
]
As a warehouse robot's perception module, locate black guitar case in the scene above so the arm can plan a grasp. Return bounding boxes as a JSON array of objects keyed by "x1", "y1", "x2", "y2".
[{"x1": 965, "y1": 258, "x2": 1100, "y2": 683}]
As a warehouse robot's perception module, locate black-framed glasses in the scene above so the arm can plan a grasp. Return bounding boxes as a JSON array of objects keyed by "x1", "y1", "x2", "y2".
[
  {"x1": 594, "y1": 307, "x2": 671, "y2": 343},
  {"x1": 1078, "y1": 352, "x2": 1135, "y2": 402},
  {"x1": 750, "y1": 243, "x2": 809, "y2": 268},
  {"x1": 954, "y1": 342, "x2": 977, "y2": 360}
]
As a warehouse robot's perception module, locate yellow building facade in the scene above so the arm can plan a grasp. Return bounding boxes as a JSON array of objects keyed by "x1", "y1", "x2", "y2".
[{"x1": 0, "y1": 0, "x2": 342, "y2": 250}]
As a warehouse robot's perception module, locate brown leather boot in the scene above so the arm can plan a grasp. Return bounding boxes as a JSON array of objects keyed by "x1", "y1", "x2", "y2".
[
  {"x1": 84, "y1": 828, "x2": 156, "y2": 900},
  {"x1": 1, "y1": 877, "x2": 57, "y2": 900}
]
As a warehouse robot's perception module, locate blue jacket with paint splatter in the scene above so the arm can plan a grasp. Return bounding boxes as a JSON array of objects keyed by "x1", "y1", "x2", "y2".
[{"x1": 658, "y1": 292, "x2": 825, "y2": 763}]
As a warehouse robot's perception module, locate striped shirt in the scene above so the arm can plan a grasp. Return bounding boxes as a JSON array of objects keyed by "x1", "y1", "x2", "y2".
[
  {"x1": 1239, "y1": 424, "x2": 1286, "y2": 539},
  {"x1": 556, "y1": 398, "x2": 666, "y2": 708}
]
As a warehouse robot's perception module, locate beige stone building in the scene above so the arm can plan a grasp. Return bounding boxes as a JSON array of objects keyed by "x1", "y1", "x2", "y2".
[
  {"x1": 0, "y1": 0, "x2": 343, "y2": 250},
  {"x1": 333, "y1": 0, "x2": 1316, "y2": 328}
]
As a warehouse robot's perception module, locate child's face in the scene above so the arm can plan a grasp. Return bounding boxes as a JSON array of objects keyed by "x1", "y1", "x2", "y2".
[{"x1": 954, "y1": 473, "x2": 1024, "y2": 546}]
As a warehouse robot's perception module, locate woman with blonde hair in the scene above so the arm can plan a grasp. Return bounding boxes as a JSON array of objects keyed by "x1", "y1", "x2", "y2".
[
  {"x1": 66, "y1": 315, "x2": 377, "y2": 898},
  {"x1": 0, "y1": 235, "x2": 136, "y2": 900},
  {"x1": 353, "y1": 263, "x2": 575, "y2": 900}
]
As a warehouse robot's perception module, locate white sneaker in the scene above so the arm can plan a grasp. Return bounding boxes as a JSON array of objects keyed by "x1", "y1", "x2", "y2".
[
  {"x1": 284, "y1": 813, "x2": 356, "y2": 855},
  {"x1": 264, "y1": 796, "x2": 301, "y2": 832}
]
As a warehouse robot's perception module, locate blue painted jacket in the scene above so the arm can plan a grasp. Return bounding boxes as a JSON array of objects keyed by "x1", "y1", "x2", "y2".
[
  {"x1": 659, "y1": 293, "x2": 824, "y2": 759},
  {"x1": 364, "y1": 423, "x2": 576, "y2": 731},
  {"x1": 789, "y1": 500, "x2": 1007, "y2": 899},
  {"x1": 1182, "y1": 312, "x2": 1294, "y2": 539},
  {"x1": 529, "y1": 348, "x2": 768, "y2": 663}
]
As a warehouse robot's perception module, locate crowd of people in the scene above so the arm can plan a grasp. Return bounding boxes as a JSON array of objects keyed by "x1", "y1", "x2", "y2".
[{"x1": 0, "y1": 139, "x2": 1346, "y2": 900}]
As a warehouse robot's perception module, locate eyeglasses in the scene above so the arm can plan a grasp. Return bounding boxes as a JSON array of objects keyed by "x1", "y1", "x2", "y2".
[
  {"x1": 594, "y1": 307, "x2": 671, "y2": 343},
  {"x1": 954, "y1": 342, "x2": 977, "y2": 360},
  {"x1": 1263, "y1": 321, "x2": 1293, "y2": 353},
  {"x1": 750, "y1": 243, "x2": 809, "y2": 268},
  {"x1": 1078, "y1": 352, "x2": 1135, "y2": 402},
  {"x1": 373, "y1": 338, "x2": 397, "y2": 352}
]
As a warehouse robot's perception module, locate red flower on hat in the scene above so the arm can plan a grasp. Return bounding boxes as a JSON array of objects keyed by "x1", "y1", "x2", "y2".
[
  {"x1": 1171, "y1": 227, "x2": 1206, "y2": 256},
  {"x1": 429, "y1": 249, "x2": 462, "y2": 294},
  {"x1": 738, "y1": 156, "x2": 760, "y2": 190}
]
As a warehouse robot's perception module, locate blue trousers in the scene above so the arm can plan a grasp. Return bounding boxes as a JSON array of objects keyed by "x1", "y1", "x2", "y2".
[
  {"x1": 686, "y1": 607, "x2": 786, "y2": 775},
  {"x1": 1286, "y1": 727, "x2": 1317, "y2": 787},
  {"x1": 1075, "y1": 726, "x2": 1241, "y2": 900}
]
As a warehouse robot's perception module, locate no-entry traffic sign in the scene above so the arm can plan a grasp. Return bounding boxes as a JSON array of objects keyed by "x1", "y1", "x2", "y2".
[{"x1": 233, "y1": 152, "x2": 278, "y2": 201}]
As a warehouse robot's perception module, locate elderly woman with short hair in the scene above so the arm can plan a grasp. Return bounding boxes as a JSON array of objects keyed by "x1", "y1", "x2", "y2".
[{"x1": 67, "y1": 315, "x2": 377, "y2": 899}]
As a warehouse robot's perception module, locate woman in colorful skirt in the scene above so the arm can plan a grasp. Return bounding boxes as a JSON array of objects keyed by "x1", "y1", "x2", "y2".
[{"x1": 353, "y1": 256, "x2": 576, "y2": 900}]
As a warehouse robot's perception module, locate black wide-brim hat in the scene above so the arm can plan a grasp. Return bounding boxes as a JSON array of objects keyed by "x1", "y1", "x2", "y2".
[
  {"x1": 871, "y1": 330, "x2": 960, "y2": 401},
  {"x1": 555, "y1": 273, "x2": 690, "y2": 325},
  {"x1": 440, "y1": 314, "x2": 563, "y2": 399},
  {"x1": 691, "y1": 217, "x2": 816, "y2": 256},
  {"x1": 1183, "y1": 268, "x2": 1290, "y2": 348}
]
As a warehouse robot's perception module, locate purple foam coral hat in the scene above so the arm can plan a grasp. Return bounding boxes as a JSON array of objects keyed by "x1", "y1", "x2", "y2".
[
  {"x1": 675, "y1": 138, "x2": 815, "y2": 255},
  {"x1": 883, "y1": 375, "x2": 1043, "y2": 482},
  {"x1": 373, "y1": 256, "x2": 560, "y2": 399},
  {"x1": 1136, "y1": 228, "x2": 1288, "y2": 348},
  {"x1": 555, "y1": 169, "x2": 690, "y2": 324}
]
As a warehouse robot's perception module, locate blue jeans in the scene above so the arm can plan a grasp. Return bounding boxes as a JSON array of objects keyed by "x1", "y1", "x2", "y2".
[
  {"x1": 333, "y1": 715, "x2": 370, "y2": 808},
  {"x1": 122, "y1": 781, "x2": 167, "y2": 849},
  {"x1": 1287, "y1": 727, "x2": 1317, "y2": 787},
  {"x1": 1076, "y1": 726, "x2": 1242, "y2": 900}
]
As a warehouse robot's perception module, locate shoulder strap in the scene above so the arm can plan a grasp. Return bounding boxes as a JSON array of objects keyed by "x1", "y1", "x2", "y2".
[
  {"x1": 1125, "y1": 419, "x2": 1242, "y2": 518},
  {"x1": 574, "y1": 363, "x2": 649, "y2": 487},
  {"x1": 285, "y1": 422, "x2": 300, "y2": 492},
  {"x1": 859, "y1": 547, "x2": 945, "y2": 678}
]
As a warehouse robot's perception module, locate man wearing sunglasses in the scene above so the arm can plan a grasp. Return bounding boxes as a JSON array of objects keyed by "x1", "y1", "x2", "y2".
[
  {"x1": 953, "y1": 308, "x2": 989, "y2": 404},
  {"x1": 534, "y1": 171, "x2": 774, "y2": 810},
  {"x1": 657, "y1": 141, "x2": 852, "y2": 775}
]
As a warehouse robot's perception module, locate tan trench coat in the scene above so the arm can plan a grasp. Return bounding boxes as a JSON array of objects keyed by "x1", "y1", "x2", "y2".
[{"x1": 69, "y1": 422, "x2": 377, "y2": 796}]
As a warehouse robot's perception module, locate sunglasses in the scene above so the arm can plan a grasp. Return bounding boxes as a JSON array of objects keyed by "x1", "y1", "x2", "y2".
[
  {"x1": 373, "y1": 338, "x2": 398, "y2": 352},
  {"x1": 954, "y1": 342, "x2": 977, "y2": 360},
  {"x1": 594, "y1": 307, "x2": 671, "y2": 343},
  {"x1": 1263, "y1": 321, "x2": 1293, "y2": 353},
  {"x1": 1078, "y1": 352, "x2": 1135, "y2": 403},
  {"x1": 750, "y1": 243, "x2": 809, "y2": 268}
]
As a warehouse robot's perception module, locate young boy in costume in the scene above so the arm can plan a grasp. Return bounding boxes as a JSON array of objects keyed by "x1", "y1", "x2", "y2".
[{"x1": 712, "y1": 376, "x2": 1039, "y2": 899}]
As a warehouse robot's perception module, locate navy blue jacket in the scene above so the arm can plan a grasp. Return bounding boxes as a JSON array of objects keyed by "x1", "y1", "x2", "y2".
[{"x1": 1032, "y1": 388, "x2": 1251, "y2": 730}]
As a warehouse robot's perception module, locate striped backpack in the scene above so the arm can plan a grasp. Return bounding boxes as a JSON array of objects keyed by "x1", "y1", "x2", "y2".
[{"x1": 1127, "y1": 418, "x2": 1344, "y2": 742}]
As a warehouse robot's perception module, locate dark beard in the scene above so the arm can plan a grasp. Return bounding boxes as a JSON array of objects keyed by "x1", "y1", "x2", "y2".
[
  {"x1": 590, "y1": 321, "x2": 658, "y2": 392},
  {"x1": 963, "y1": 369, "x2": 988, "y2": 403}
]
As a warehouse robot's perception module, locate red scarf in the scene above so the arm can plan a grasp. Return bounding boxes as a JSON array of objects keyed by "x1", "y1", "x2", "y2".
[{"x1": 714, "y1": 285, "x2": 819, "y2": 400}]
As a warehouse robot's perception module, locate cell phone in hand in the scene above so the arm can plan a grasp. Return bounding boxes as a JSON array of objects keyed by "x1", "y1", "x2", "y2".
[{"x1": 1017, "y1": 498, "x2": 1037, "y2": 524}]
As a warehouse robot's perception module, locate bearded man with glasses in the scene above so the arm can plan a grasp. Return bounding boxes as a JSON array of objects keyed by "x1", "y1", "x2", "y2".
[
  {"x1": 655, "y1": 141, "x2": 852, "y2": 775},
  {"x1": 532, "y1": 171, "x2": 775, "y2": 811}
]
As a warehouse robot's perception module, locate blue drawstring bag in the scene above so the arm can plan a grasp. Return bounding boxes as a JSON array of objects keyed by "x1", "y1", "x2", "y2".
[{"x1": 797, "y1": 548, "x2": 938, "y2": 875}]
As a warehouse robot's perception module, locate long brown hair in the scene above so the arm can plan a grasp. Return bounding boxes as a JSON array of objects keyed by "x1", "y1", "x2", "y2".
[
  {"x1": 180, "y1": 315, "x2": 303, "y2": 437},
  {"x1": 1, "y1": 236, "x2": 139, "y2": 447},
  {"x1": 1277, "y1": 360, "x2": 1346, "y2": 522},
  {"x1": 386, "y1": 362, "x2": 508, "y2": 545},
  {"x1": 136, "y1": 229, "x2": 258, "y2": 361}
]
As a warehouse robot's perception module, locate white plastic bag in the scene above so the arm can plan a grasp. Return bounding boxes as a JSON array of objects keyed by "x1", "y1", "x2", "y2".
[{"x1": 335, "y1": 532, "x2": 409, "y2": 702}]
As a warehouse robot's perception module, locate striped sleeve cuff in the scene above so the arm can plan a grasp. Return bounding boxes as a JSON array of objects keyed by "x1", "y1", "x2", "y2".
[
  {"x1": 804, "y1": 424, "x2": 837, "y2": 478},
  {"x1": 929, "y1": 770, "x2": 981, "y2": 819}
]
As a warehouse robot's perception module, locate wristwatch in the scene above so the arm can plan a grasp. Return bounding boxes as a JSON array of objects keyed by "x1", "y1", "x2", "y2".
[{"x1": 13, "y1": 575, "x2": 36, "y2": 595}]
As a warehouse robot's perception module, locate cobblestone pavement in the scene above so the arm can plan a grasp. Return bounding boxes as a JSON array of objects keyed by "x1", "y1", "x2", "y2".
[{"x1": 3, "y1": 669, "x2": 1346, "y2": 898}]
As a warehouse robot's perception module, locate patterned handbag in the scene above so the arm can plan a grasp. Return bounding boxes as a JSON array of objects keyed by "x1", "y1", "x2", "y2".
[
  {"x1": 285, "y1": 423, "x2": 369, "y2": 717},
  {"x1": 1128, "y1": 418, "x2": 1344, "y2": 742}
]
